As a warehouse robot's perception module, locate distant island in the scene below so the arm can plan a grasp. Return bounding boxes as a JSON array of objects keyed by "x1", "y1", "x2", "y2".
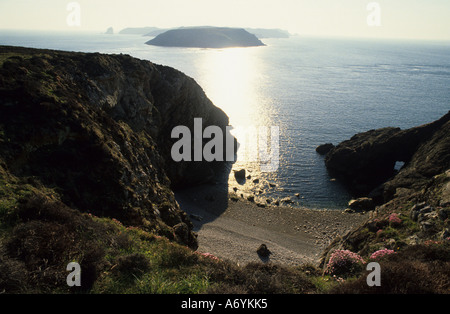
[
  {"x1": 119, "y1": 26, "x2": 291, "y2": 40},
  {"x1": 245, "y1": 28, "x2": 290, "y2": 38},
  {"x1": 118, "y1": 27, "x2": 161, "y2": 35},
  {"x1": 145, "y1": 27, "x2": 265, "y2": 48}
]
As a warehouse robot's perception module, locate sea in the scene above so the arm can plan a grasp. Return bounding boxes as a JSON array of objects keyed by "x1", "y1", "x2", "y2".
[{"x1": 1, "y1": 30, "x2": 449, "y2": 209}]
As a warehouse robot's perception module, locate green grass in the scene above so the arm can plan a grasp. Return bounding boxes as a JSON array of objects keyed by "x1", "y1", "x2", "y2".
[{"x1": 89, "y1": 219, "x2": 220, "y2": 294}]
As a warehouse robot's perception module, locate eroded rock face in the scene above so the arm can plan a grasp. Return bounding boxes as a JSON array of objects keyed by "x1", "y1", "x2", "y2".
[
  {"x1": 0, "y1": 46, "x2": 233, "y2": 249},
  {"x1": 325, "y1": 111, "x2": 450, "y2": 199}
]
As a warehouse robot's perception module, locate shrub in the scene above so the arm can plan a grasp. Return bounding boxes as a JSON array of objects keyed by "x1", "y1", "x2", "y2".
[
  {"x1": 326, "y1": 250, "x2": 365, "y2": 277},
  {"x1": 330, "y1": 243, "x2": 450, "y2": 294},
  {"x1": 115, "y1": 253, "x2": 150, "y2": 276}
]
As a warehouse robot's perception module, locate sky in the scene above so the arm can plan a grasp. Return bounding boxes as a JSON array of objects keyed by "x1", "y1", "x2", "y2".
[{"x1": 0, "y1": 0, "x2": 449, "y2": 40}]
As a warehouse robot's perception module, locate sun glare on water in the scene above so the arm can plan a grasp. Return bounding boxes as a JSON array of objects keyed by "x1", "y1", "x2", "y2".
[{"x1": 195, "y1": 47, "x2": 281, "y2": 194}]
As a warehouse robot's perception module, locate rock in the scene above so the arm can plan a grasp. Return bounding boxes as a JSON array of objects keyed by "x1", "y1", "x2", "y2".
[
  {"x1": 256, "y1": 244, "x2": 271, "y2": 258},
  {"x1": 417, "y1": 206, "x2": 434, "y2": 222},
  {"x1": 189, "y1": 214, "x2": 203, "y2": 222},
  {"x1": 316, "y1": 143, "x2": 335, "y2": 155},
  {"x1": 281, "y1": 197, "x2": 294, "y2": 204},
  {"x1": 348, "y1": 197, "x2": 375, "y2": 212},
  {"x1": 409, "y1": 202, "x2": 427, "y2": 220},
  {"x1": 440, "y1": 181, "x2": 450, "y2": 207},
  {"x1": 406, "y1": 235, "x2": 420, "y2": 246},
  {"x1": 295, "y1": 193, "x2": 300, "y2": 198},
  {"x1": 0, "y1": 46, "x2": 237, "y2": 250},
  {"x1": 325, "y1": 111, "x2": 450, "y2": 197},
  {"x1": 420, "y1": 221, "x2": 436, "y2": 233},
  {"x1": 173, "y1": 223, "x2": 198, "y2": 250},
  {"x1": 234, "y1": 169, "x2": 246, "y2": 181},
  {"x1": 438, "y1": 208, "x2": 449, "y2": 221}
]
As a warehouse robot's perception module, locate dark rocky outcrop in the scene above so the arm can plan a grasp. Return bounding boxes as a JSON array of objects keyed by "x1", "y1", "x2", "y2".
[
  {"x1": 324, "y1": 111, "x2": 450, "y2": 201},
  {"x1": 0, "y1": 45, "x2": 234, "y2": 249},
  {"x1": 316, "y1": 143, "x2": 335, "y2": 155},
  {"x1": 146, "y1": 27, "x2": 265, "y2": 48},
  {"x1": 319, "y1": 112, "x2": 450, "y2": 269},
  {"x1": 346, "y1": 197, "x2": 375, "y2": 212}
]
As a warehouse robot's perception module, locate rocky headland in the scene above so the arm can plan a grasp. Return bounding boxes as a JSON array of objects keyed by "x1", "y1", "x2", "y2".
[
  {"x1": 0, "y1": 45, "x2": 233, "y2": 251},
  {"x1": 318, "y1": 112, "x2": 450, "y2": 271}
]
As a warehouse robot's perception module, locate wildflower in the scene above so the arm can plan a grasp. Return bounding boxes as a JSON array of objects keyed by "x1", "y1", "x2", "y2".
[
  {"x1": 196, "y1": 252, "x2": 220, "y2": 262},
  {"x1": 326, "y1": 250, "x2": 365, "y2": 277},
  {"x1": 370, "y1": 249, "x2": 396, "y2": 260},
  {"x1": 388, "y1": 213, "x2": 402, "y2": 226}
]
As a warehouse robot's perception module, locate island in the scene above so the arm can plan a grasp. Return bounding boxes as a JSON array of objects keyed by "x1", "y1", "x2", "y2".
[
  {"x1": 245, "y1": 28, "x2": 290, "y2": 38},
  {"x1": 145, "y1": 27, "x2": 265, "y2": 48}
]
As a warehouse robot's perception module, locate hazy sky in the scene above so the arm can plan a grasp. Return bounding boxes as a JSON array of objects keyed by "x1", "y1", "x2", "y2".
[{"x1": 1, "y1": 0, "x2": 449, "y2": 40}]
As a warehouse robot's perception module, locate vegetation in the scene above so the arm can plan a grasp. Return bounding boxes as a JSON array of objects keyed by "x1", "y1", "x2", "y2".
[{"x1": 1, "y1": 174, "x2": 448, "y2": 294}]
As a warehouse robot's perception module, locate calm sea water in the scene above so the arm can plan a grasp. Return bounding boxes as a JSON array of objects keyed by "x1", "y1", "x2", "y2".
[{"x1": 1, "y1": 30, "x2": 449, "y2": 209}]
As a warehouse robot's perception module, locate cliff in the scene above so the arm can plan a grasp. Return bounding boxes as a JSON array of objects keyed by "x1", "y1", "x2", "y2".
[
  {"x1": 324, "y1": 111, "x2": 450, "y2": 201},
  {"x1": 0, "y1": 45, "x2": 232, "y2": 250},
  {"x1": 319, "y1": 112, "x2": 450, "y2": 272},
  {"x1": 145, "y1": 27, "x2": 265, "y2": 48}
]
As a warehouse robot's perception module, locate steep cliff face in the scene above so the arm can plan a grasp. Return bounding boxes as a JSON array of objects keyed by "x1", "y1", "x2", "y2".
[
  {"x1": 325, "y1": 111, "x2": 450, "y2": 200},
  {"x1": 319, "y1": 112, "x2": 450, "y2": 268},
  {"x1": 0, "y1": 46, "x2": 232, "y2": 249}
]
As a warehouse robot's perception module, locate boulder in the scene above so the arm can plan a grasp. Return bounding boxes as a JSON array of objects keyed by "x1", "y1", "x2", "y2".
[
  {"x1": 316, "y1": 143, "x2": 335, "y2": 155},
  {"x1": 256, "y1": 244, "x2": 271, "y2": 258},
  {"x1": 347, "y1": 197, "x2": 375, "y2": 212}
]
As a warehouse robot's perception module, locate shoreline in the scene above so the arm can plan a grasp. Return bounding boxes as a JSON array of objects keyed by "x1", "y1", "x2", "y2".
[{"x1": 175, "y1": 184, "x2": 369, "y2": 267}]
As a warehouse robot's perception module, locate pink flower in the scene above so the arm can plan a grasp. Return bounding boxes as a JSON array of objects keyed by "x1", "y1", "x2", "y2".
[
  {"x1": 388, "y1": 213, "x2": 402, "y2": 226},
  {"x1": 196, "y1": 252, "x2": 220, "y2": 262},
  {"x1": 370, "y1": 249, "x2": 396, "y2": 260},
  {"x1": 326, "y1": 250, "x2": 365, "y2": 276}
]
